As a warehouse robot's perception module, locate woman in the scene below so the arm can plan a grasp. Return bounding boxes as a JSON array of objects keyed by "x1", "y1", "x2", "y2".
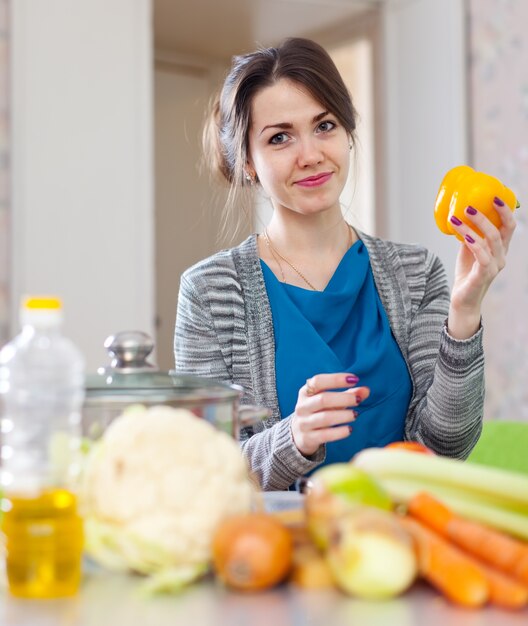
[{"x1": 174, "y1": 38, "x2": 516, "y2": 491}]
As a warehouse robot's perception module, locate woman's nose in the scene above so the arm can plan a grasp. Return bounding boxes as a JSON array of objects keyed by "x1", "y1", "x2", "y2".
[{"x1": 297, "y1": 136, "x2": 323, "y2": 168}]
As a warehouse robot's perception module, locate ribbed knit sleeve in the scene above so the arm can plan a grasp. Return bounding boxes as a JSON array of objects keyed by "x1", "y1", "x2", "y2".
[
  {"x1": 174, "y1": 270, "x2": 230, "y2": 381},
  {"x1": 239, "y1": 416, "x2": 326, "y2": 490},
  {"x1": 404, "y1": 254, "x2": 484, "y2": 457}
]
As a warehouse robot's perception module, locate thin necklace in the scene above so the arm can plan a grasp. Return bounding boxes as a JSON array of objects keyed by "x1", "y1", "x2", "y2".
[{"x1": 263, "y1": 224, "x2": 353, "y2": 292}]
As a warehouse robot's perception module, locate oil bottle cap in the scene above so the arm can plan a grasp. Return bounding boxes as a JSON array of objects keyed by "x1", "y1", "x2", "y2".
[
  {"x1": 23, "y1": 296, "x2": 63, "y2": 310},
  {"x1": 20, "y1": 295, "x2": 64, "y2": 328}
]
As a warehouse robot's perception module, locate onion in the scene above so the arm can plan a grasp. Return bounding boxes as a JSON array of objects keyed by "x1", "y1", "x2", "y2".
[{"x1": 325, "y1": 506, "x2": 417, "y2": 600}]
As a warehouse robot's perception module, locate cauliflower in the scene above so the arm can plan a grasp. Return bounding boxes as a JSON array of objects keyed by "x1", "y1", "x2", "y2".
[{"x1": 81, "y1": 404, "x2": 255, "y2": 590}]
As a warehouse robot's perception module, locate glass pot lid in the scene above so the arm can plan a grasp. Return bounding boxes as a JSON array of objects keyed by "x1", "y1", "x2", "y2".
[{"x1": 85, "y1": 331, "x2": 241, "y2": 404}]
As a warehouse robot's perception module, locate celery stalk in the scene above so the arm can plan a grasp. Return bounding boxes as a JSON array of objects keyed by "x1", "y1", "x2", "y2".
[
  {"x1": 379, "y1": 477, "x2": 528, "y2": 540},
  {"x1": 352, "y1": 448, "x2": 528, "y2": 539},
  {"x1": 353, "y1": 448, "x2": 528, "y2": 510}
]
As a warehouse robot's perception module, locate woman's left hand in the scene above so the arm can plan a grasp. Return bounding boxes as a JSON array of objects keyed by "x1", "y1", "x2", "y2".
[{"x1": 447, "y1": 197, "x2": 516, "y2": 339}]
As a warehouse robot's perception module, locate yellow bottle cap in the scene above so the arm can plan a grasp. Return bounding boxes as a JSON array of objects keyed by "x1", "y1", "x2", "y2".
[{"x1": 22, "y1": 296, "x2": 63, "y2": 311}]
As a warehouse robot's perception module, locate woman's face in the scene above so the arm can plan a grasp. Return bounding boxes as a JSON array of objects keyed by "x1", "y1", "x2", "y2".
[{"x1": 247, "y1": 78, "x2": 350, "y2": 219}]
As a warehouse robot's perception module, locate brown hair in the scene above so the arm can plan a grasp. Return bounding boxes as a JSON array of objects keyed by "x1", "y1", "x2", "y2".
[{"x1": 203, "y1": 37, "x2": 358, "y2": 235}]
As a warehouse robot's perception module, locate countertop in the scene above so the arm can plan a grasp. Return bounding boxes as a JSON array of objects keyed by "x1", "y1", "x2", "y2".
[
  {"x1": 1, "y1": 566, "x2": 527, "y2": 626},
  {"x1": 2, "y1": 492, "x2": 527, "y2": 625}
]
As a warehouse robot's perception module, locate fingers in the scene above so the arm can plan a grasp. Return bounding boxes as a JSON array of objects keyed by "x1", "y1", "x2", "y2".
[
  {"x1": 459, "y1": 233, "x2": 499, "y2": 286},
  {"x1": 302, "y1": 424, "x2": 354, "y2": 451},
  {"x1": 303, "y1": 372, "x2": 359, "y2": 398},
  {"x1": 494, "y1": 196, "x2": 517, "y2": 252},
  {"x1": 298, "y1": 385, "x2": 369, "y2": 416},
  {"x1": 464, "y1": 205, "x2": 503, "y2": 261},
  {"x1": 294, "y1": 411, "x2": 356, "y2": 455},
  {"x1": 297, "y1": 409, "x2": 358, "y2": 432},
  {"x1": 292, "y1": 373, "x2": 370, "y2": 456},
  {"x1": 449, "y1": 197, "x2": 516, "y2": 274}
]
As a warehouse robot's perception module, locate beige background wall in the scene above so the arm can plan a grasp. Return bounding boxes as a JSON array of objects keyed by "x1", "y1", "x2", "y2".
[
  {"x1": 0, "y1": 0, "x2": 8, "y2": 346},
  {"x1": 154, "y1": 62, "x2": 228, "y2": 370},
  {"x1": 468, "y1": 0, "x2": 528, "y2": 421}
]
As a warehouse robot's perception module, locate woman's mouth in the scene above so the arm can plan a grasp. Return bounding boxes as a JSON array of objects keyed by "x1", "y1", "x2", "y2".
[{"x1": 295, "y1": 172, "x2": 333, "y2": 188}]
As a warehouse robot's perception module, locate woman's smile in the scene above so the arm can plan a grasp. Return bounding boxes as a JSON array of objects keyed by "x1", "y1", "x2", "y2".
[{"x1": 294, "y1": 172, "x2": 334, "y2": 187}]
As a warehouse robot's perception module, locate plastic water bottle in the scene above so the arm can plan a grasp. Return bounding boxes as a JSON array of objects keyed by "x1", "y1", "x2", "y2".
[{"x1": 0, "y1": 296, "x2": 85, "y2": 597}]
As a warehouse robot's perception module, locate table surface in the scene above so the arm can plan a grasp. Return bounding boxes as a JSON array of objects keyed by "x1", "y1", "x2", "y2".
[
  {"x1": 2, "y1": 492, "x2": 527, "y2": 625},
  {"x1": 1, "y1": 567, "x2": 527, "y2": 626}
]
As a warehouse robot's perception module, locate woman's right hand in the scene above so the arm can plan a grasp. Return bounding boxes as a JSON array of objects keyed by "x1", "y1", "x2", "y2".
[{"x1": 291, "y1": 373, "x2": 370, "y2": 457}]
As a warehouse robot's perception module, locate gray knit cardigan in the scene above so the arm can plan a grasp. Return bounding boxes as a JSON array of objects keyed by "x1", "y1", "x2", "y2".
[{"x1": 174, "y1": 231, "x2": 484, "y2": 490}]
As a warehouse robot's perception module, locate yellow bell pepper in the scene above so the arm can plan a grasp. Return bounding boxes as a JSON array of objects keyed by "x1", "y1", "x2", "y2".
[{"x1": 434, "y1": 165, "x2": 519, "y2": 241}]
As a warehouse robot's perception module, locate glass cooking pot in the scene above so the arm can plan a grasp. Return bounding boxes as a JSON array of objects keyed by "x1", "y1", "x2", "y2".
[{"x1": 83, "y1": 331, "x2": 269, "y2": 440}]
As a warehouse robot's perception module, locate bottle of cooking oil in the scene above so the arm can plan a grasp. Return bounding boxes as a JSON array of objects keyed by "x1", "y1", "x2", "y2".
[{"x1": 0, "y1": 296, "x2": 85, "y2": 597}]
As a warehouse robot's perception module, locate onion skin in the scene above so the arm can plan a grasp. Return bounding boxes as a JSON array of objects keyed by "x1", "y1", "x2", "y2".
[{"x1": 325, "y1": 507, "x2": 417, "y2": 600}]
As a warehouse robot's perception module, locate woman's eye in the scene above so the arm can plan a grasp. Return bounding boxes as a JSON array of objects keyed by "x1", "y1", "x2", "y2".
[
  {"x1": 269, "y1": 132, "x2": 289, "y2": 145},
  {"x1": 317, "y1": 120, "x2": 336, "y2": 133}
]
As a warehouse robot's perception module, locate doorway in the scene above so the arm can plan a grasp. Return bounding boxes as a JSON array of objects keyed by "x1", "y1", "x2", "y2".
[{"x1": 152, "y1": 1, "x2": 381, "y2": 370}]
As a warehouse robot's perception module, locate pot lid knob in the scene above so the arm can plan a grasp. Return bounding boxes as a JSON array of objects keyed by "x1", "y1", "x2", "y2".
[{"x1": 103, "y1": 331, "x2": 157, "y2": 372}]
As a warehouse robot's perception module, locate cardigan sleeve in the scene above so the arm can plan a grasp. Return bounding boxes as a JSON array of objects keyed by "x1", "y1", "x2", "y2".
[
  {"x1": 240, "y1": 417, "x2": 325, "y2": 490},
  {"x1": 174, "y1": 273, "x2": 230, "y2": 380},
  {"x1": 404, "y1": 253, "x2": 484, "y2": 458}
]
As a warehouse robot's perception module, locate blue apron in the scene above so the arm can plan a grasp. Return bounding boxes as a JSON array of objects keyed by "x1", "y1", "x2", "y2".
[{"x1": 260, "y1": 240, "x2": 412, "y2": 470}]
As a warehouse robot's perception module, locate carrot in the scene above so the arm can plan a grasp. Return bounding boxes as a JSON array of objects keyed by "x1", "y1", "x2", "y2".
[
  {"x1": 479, "y1": 560, "x2": 528, "y2": 610},
  {"x1": 399, "y1": 516, "x2": 489, "y2": 608},
  {"x1": 408, "y1": 491, "x2": 528, "y2": 586}
]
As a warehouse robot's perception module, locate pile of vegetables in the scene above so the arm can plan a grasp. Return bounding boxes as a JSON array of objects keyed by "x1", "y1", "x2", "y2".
[
  {"x1": 78, "y1": 407, "x2": 528, "y2": 610},
  {"x1": 80, "y1": 404, "x2": 255, "y2": 593},
  {"x1": 213, "y1": 444, "x2": 528, "y2": 611},
  {"x1": 352, "y1": 446, "x2": 528, "y2": 609}
]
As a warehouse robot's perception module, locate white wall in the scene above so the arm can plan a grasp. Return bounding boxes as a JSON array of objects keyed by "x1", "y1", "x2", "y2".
[
  {"x1": 10, "y1": 0, "x2": 155, "y2": 371},
  {"x1": 382, "y1": 0, "x2": 468, "y2": 282}
]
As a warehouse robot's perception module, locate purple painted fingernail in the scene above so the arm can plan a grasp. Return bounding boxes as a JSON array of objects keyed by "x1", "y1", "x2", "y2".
[
  {"x1": 348, "y1": 425, "x2": 353, "y2": 433},
  {"x1": 465, "y1": 234, "x2": 475, "y2": 244},
  {"x1": 356, "y1": 395, "x2": 362, "y2": 405},
  {"x1": 494, "y1": 196, "x2": 505, "y2": 206},
  {"x1": 346, "y1": 375, "x2": 359, "y2": 384},
  {"x1": 450, "y1": 215, "x2": 463, "y2": 226},
  {"x1": 466, "y1": 206, "x2": 477, "y2": 215}
]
